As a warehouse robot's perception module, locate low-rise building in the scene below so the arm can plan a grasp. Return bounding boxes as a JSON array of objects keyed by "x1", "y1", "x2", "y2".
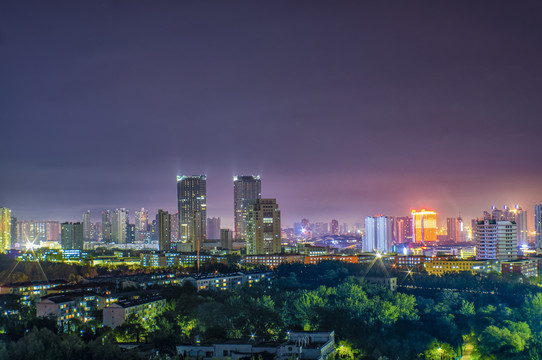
[
  {"x1": 36, "y1": 295, "x2": 77, "y2": 326},
  {"x1": 0, "y1": 280, "x2": 68, "y2": 306},
  {"x1": 364, "y1": 276, "x2": 397, "y2": 292},
  {"x1": 185, "y1": 272, "x2": 271, "y2": 291},
  {"x1": 176, "y1": 331, "x2": 335, "y2": 360},
  {"x1": 502, "y1": 259, "x2": 538, "y2": 277},
  {"x1": 103, "y1": 295, "x2": 166, "y2": 328},
  {"x1": 298, "y1": 245, "x2": 329, "y2": 256},
  {"x1": 393, "y1": 255, "x2": 428, "y2": 270},
  {"x1": 304, "y1": 255, "x2": 359, "y2": 265},
  {"x1": 243, "y1": 254, "x2": 305, "y2": 267},
  {"x1": 425, "y1": 259, "x2": 499, "y2": 275},
  {"x1": 36, "y1": 292, "x2": 106, "y2": 327}
]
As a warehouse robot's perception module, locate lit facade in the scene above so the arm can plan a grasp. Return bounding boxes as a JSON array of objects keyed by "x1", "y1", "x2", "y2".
[
  {"x1": 233, "y1": 175, "x2": 261, "y2": 240},
  {"x1": 246, "y1": 199, "x2": 281, "y2": 255},
  {"x1": 425, "y1": 259, "x2": 498, "y2": 275},
  {"x1": 364, "y1": 216, "x2": 393, "y2": 252},
  {"x1": 177, "y1": 175, "x2": 207, "y2": 248},
  {"x1": 501, "y1": 259, "x2": 537, "y2": 278},
  {"x1": 411, "y1": 209, "x2": 437, "y2": 243},
  {"x1": 0, "y1": 208, "x2": 11, "y2": 252},
  {"x1": 243, "y1": 254, "x2": 305, "y2": 267},
  {"x1": 475, "y1": 219, "x2": 517, "y2": 261}
]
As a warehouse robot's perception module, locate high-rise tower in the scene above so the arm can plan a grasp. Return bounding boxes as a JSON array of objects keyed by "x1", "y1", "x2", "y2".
[
  {"x1": 475, "y1": 219, "x2": 517, "y2": 261},
  {"x1": 207, "y1": 217, "x2": 221, "y2": 240},
  {"x1": 364, "y1": 216, "x2": 393, "y2": 253},
  {"x1": 535, "y1": 204, "x2": 542, "y2": 249},
  {"x1": 0, "y1": 208, "x2": 12, "y2": 252},
  {"x1": 83, "y1": 210, "x2": 91, "y2": 241},
  {"x1": 102, "y1": 210, "x2": 112, "y2": 242},
  {"x1": 411, "y1": 209, "x2": 437, "y2": 243},
  {"x1": 234, "y1": 175, "x2": 261, "y2": 240},
  {"x1": 177, "y1": 175, "x2": 207, "y2": 247},
  {"x1": 111, "y1": 209, "x2": 129, "y2": 245},
  {"x1": 446, "y1": 217, "x2": 461, "y2": 242},
  {"x1": 247, "y1": 199, "x2": 281, "y2": 255},
  {"x1": 157, "y1": 209, "x2": 171, "y2": 251},
  {"x1": 135, "y1": 208, "x2": 149, "y2": 242}
]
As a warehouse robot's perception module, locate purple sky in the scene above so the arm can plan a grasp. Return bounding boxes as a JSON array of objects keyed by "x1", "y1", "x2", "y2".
[{"x1": 1, "y1": 1, "x2": 542, "y2": 229}]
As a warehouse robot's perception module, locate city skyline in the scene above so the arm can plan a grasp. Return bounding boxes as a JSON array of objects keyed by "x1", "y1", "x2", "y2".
[{"x1": 1, "y1": 1, "x2": 542, "y2": 229}]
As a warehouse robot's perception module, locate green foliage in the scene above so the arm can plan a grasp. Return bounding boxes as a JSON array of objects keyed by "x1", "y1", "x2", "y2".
[
  {"x1": 422, "y1": 341, "x2": 457, "y2": 360},
  {"x1": 477, "y1": 321, "x2": 531, "y2": 359},
  {"x1": 335, "y1": 340, "x2": 361, "y2": 360},
  {"x1": 3, "y1": 261, "x2": 542, "y2": 359}
]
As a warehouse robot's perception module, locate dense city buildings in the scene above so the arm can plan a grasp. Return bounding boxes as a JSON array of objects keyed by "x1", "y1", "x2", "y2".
[
  {"x1": 0, "y1": 207, "x2": 11, "y2": 252},
  {"x1": 411, "y1": 209, "x2": 437, "y2": 243},
  {"x1": 535, "y1": 204, "x2": 542, "y2": 248},
  {"x1": 157, "y1": 209, "x2": 171, "y2": 251},
  {"x1": 207, "y1": 217, "x2": 221, "y2": 240},
  {"x1": 446, "y1": 217, "x2": 462, "y2": 243},
  {"x1": 364, "y1": 216, "x2": 393, "y2": 253},
  {"x1": 246, "y1": 199, "x2": 281, "y2": 255},
  {"x1": 177, "y1": 175, "x2": 207, "y2": 248},
  {"x1": 313, "y1": 222, "x2": 329, "y2": 236},
  {"x1": 233, "y1": 175, "x2": 261, "y2": 240},
  {"x1": 475, "y1": 219, "x2": 517, "y2": 261}
]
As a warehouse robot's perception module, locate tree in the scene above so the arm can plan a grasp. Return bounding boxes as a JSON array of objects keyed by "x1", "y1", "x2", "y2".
[
  {"x1": 422, "y1": 341, "x2": 456, "y2": 360},
  {"x1": 477, "y1": 321, "x2": 531, "y2": 359},
  {"x1": 335, "y1": 340, "x2": 361, "y2": 360}
]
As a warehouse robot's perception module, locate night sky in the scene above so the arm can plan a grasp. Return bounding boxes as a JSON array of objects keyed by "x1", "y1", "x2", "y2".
[{"x1": 1, "y1": 1, "x2": 542, "y2": 228}]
